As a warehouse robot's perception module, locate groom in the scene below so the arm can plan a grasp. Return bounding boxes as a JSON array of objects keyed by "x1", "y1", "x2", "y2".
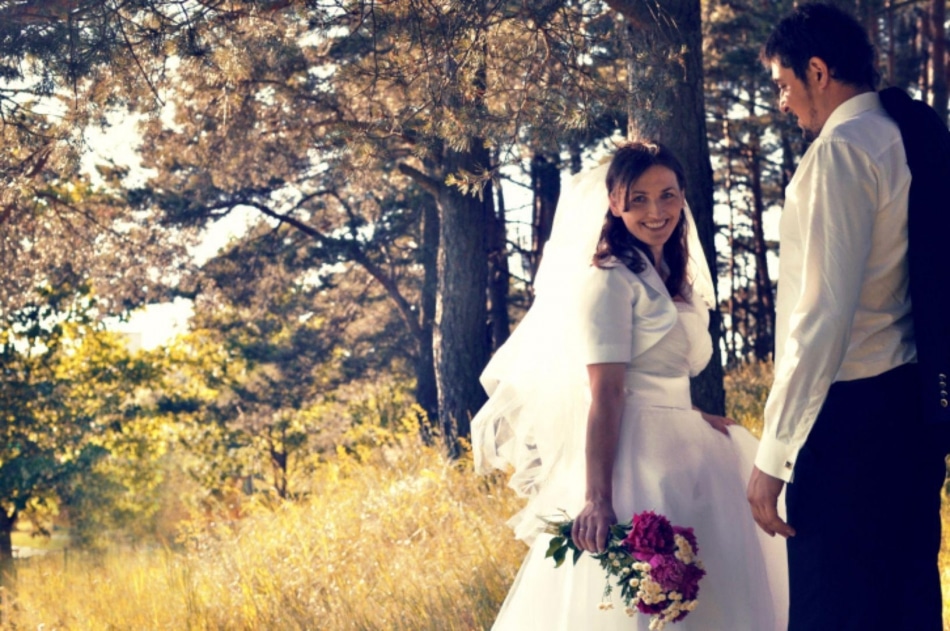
[{"x1": 747, "y1": 4, "x2": 950, "y2": 630}]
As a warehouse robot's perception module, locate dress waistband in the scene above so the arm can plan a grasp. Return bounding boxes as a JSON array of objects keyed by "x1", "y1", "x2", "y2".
[{"x1": 623, "y1": 373, "x2": 692, "y2": 410}]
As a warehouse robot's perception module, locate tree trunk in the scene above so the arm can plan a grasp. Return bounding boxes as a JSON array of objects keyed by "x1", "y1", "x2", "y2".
[
  {"x1": 746, "y1": 122, "x2": 776, "y2": 362},
  {"x1": 486, "y1": 167, "x2": 510, "y2": 351},
  {"x1": 781, "y1": 133, "x2": 796, "y2": 191},
  {"x1": 610, "y1": 0, "x2": 726, "y2": 414},
  {"x1": 749, "y1": 163, "x2": 775, "y2": 361},
  {"x1": 722, "y1": 117, "x2": 739, "y2": 367},
  {"x1": 529, "y1": 152, "x2": 561, "y2": 285},
  {"x1": 918, "y1": 12, "x2": 931, "y2": 98},
  {"x1": 0, "y1": 508, "x2": 15, "y2": 589},
  {"x1": 825, "y1": 0, "x2": 861, "y2": 11},
  {"x1": 930, "y1": 0, "x2": 947, "y2": 123},
  {"x1": 726, "y1": 208, "x2": 738, "y2": 365},
  {"x1": 270, "y1": 442, "x2": 288, "y2": 500},
  {"x1": 568, "y1": 142, "x2": 583, "y2": 175},
  {"x1": 858, "y1": 0, "x2": 880, "y2": 53},
  {"x1": 416, "y1": 190, "x2": 440, "y2": 442},
  {"x1": 886, "y1": 0, "x2": 896, "y2": 86},
  {"x1": 435, "y1": 142, "x2": 491, "y2": 456}
]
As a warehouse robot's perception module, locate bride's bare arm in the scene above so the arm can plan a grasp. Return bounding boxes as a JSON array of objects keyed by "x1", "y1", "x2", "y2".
[{"x1": 572, "y1": 362, "x2": 626, "y2": 554}]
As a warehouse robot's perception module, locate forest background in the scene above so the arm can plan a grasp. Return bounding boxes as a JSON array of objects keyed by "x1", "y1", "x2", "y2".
[{"x1": 0, "y1": 0, "x2": 948, "y2": 628}]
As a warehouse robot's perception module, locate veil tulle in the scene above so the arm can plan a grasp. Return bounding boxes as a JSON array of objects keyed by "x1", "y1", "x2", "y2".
[{"x1": 471, "y1": 160, "x2": 716, "y2": 542}]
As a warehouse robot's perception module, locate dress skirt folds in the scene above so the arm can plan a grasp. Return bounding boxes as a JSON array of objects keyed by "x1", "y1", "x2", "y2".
[{"x1": 490, "y1": 300, "x2": 788, "y2": 631}]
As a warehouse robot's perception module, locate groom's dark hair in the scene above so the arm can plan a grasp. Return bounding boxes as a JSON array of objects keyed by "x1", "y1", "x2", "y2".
[{"x1": 763, "y1": 3, "x2": 878, "y2": 89}]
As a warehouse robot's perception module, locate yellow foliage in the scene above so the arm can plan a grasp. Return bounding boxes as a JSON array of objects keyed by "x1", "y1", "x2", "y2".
[{"x1": 724, "y1": 360, "x2": 774, "y2": 438}]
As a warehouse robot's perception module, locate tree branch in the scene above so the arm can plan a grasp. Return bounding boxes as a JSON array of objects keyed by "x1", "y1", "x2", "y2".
[
  {"x1": 397, "y1": 163, "x2": 442, "y2": 197},
  {"x1": 241, "y1": 201, "x2": 425, "y2": 345}
]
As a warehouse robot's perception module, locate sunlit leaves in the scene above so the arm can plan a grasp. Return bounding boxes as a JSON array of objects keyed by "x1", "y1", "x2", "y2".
[{"x1": 0, "y1": 294, "x2": 168, "y2": 548}]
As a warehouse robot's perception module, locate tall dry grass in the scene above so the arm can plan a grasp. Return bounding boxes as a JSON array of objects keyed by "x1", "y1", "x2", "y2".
[
  {"x1": 5, "y1": 444, "x2": 526, "y2": 630},
  {"x1": 4, "y1": 363, "x2": 950, "y2": 629}
]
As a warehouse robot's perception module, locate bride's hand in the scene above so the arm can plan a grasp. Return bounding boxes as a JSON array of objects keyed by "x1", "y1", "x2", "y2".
[
  {"x1": 572, "y1": 498, "x2": 616, "y2": 554},
  {"x1": 696, "y1": 408, "x2": 737, "y2": 435}
]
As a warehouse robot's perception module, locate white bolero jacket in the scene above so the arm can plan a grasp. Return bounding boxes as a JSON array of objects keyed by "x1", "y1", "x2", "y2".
[{"x1": 578, "y1": 257, "x2": 696, "y2": 367}]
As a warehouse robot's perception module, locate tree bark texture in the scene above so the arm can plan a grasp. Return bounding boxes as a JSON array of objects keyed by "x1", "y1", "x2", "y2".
[
  {"x1": 930, "y1": 0, "x2": 947, "y2": 123},
  {"x1": 747, "y1": 134, "x2": 776, "y2": 362},
  {"x1": 486, "y1": 172, "x2": 511, "y2": 351},
  {"x1": 0, "y1": 508, "x2": 15, "y2": 589},
  {"x1": 886, "y1": 0, "x2": 896, "y2": 86},
  {"x1": 434, "y1": 142, "x2": 491, "y2": 455},
  {"x1": 722, "y1": 118, "x2": 741, "y2": 365},
  {"x1": 416, "y1": 190, "x2": 441, "y2": 443},
  {"x1": 530, "y1": 152, "x2": 561, "y2": 286},
  {"x1": 918, "y1": 12, "x2": 931, "y2": 98},
  {"x1": 609, "y1": 0, "x2": 726, "y2": 414},
  {"x1": 270, "y1": 443, "x2": 288, "y2": 500}
]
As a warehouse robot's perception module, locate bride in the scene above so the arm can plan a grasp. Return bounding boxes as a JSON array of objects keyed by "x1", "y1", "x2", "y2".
[{"x1": 473, "y1": 142, "x2": 788, "y2": 630}]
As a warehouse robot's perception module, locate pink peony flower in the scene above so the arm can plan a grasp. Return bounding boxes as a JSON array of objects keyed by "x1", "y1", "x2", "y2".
[
  {"x1": 636, "y1": 600, "x2": 667, "y2": 616},
  {"x1": 679, "y1": 563, "x2": 706, "y2": 601},
  {"x1": 623, "y1": 511, "x2": 675, "y2": 556},
  {"x1": 548, "y1": 509, "x2": 704, "y2": 627},
  {"x1": 648, "y1": 553, "x2": 688, "y2": 592}
]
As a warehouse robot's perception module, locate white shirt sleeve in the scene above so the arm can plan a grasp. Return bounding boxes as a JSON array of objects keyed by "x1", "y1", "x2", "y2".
[
  {"x1": 579, "y1": 266, "x2": 636, "y2": 365},
  {"x1": 756, "y1": 139, "x2": 879, "y2": 482}
]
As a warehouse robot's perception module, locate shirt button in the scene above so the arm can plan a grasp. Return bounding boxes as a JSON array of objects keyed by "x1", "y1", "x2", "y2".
[
  {"x1": 941, "y1": 373, "x2": 948, "y2": 380},
  {"x1": 784, "y1": 461, "x2": 793, "y2": 469},
  {"x1": 942, "y1": 399, "x2": 949, "y2": 408}
]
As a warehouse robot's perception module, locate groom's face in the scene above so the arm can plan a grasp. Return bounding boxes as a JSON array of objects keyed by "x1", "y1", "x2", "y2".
[{"x1": 771, "y1": 60, "x2": 821, "y2": 140}]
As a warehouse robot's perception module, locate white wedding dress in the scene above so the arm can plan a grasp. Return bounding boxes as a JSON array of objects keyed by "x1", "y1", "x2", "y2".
[{"x1": 490, "y1": 265, "x2": 788, "y2": 631}]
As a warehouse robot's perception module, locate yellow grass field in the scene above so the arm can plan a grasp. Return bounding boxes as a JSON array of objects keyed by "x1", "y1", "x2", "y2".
[
  {"x1": 2, "y1": 444, "x2": 527, "y2": 630},
  {"x1": 3, "y1": 363, "x2": 950, "y2": 629}
]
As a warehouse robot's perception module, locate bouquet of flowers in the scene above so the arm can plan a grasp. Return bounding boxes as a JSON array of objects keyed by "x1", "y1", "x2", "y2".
[{"x1": 544, "y1": 510, "x2": 705, "y2": 630}]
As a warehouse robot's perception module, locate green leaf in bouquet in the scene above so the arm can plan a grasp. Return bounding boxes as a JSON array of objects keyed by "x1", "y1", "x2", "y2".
[
  {"x1": 545, "y1": 536, "x2": 565, "y2": 560},
  {"x1": 572, "y1": 545, "x2": 583, "y2": 566},
  {"x1": 552, "y1": 545, "x2": 568, "y2": 567},
  {"x1": 610, "y1": 523, "x2": 629, "y2": 539}
]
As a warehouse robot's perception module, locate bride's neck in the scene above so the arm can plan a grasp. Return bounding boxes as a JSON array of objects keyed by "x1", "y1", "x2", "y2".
[{"x1": 652, "y1": 251, "x2": 668, "y2": 282}]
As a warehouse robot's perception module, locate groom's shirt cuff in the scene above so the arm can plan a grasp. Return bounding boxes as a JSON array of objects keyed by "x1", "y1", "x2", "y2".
[{"x1": 754, "y1": 434, "x2": 801, "y2": 483}]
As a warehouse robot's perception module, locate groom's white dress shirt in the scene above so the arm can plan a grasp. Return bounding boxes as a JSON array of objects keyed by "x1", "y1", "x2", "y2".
[{"x1": 755, "y1": 92, "x2": 917, "y2": 482}]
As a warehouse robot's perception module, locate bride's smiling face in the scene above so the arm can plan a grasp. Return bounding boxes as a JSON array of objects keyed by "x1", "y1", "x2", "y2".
[{"x1": 609, "y1": 165, "x2": 684, "y2": 257}]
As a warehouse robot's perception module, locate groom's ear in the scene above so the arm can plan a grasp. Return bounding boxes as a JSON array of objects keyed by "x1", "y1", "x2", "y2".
[{"x1": 807, "y1": 56, "x2": 831, "y2": 89}]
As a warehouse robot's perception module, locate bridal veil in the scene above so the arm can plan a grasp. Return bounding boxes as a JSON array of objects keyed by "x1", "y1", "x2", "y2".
[{"x1": 471, "y1": 160, "x2": 716, "y2": 542}]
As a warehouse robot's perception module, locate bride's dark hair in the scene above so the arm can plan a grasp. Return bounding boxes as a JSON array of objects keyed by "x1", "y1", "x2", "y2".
[{"x1": 593, "y1": 141, "x2": 690, "y2": 299}]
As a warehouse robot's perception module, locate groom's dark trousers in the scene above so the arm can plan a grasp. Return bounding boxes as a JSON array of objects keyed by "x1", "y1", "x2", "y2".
[{"x1": 785, "y1": 362, "x2": 948, "y2": 631}]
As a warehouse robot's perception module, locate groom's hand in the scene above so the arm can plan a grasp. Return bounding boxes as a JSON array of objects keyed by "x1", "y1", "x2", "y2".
[{"x1": 747, "y1": 466, "x2": 796, "y2": 538}]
